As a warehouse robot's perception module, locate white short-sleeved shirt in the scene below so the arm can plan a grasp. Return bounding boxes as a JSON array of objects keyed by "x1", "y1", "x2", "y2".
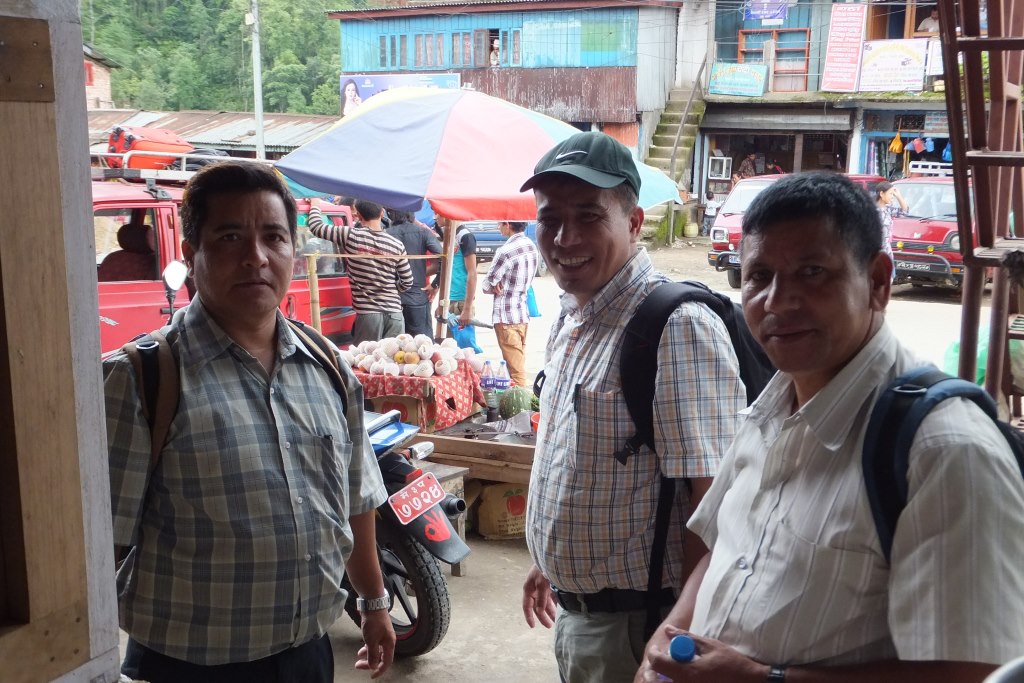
[{"x1": 689, "y1": 323, "x2": 1024, "y2": 666}]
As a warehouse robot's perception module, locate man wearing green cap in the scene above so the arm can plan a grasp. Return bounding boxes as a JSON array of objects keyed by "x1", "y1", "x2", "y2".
[{"x1": 519, "y1": 131, "x2": 745, "y2": 682}]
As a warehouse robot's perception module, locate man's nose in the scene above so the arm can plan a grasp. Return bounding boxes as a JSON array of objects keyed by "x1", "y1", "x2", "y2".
[
  {"x1": 553, "y1": 222, "x2": 583, "y2": 247},
  {"x1": 241, "y1": 236, "x2": 270, "y2": 267},
  {"x1": 763, "y1": 275, "x2": 800, "y2": 313}
]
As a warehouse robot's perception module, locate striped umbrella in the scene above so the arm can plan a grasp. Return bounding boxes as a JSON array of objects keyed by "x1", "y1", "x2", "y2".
[{"x1": 275, "y1": 87, "x2": 679, "y2": 220}]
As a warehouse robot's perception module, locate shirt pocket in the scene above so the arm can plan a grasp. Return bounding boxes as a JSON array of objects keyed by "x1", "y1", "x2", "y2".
[
  {"x1": 314, "y1": 432, "x2": 352, "y2": 526},
  {"x1": 573, "y1": 387, "x2": 647, "y2": 480}
]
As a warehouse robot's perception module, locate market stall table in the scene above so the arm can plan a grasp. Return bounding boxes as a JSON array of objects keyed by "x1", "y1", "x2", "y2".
[{"x1": 354, "y1": 360, "x2": 485, "y2": 432}]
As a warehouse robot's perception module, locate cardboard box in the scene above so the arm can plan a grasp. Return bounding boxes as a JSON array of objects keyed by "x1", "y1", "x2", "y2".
[
  {"x1": 477, "y1": 482, "x2": 528, "y2": 540},
  {"x1": 369, "y1": 394, "x2": 430, "y2": 431}
]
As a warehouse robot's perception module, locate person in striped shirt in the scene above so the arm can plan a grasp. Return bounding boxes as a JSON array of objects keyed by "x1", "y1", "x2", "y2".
[
  {"x1": 641, "y1": 173, "x2": 1024, "y2": 683},
  {"x1": 482, "y1": 221, "x2": 538, "y2": 387},
  {"x1": 308, "y1": 199, "x2": 413, "y2": 343}
]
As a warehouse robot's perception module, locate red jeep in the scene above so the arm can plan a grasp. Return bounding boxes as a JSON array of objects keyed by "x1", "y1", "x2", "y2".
[
  {"x1": 94, "y1": 178, "x2": 356, "y2": 355},
  {"x1": 890, "y1": 177, "x2": 967, "y2": 290},
  {"x1": 708, "y1": 174, "x2": 884, "y2": 288}
]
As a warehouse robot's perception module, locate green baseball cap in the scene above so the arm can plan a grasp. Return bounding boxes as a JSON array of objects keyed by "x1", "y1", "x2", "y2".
[{"x1": 520, "y1": 132, "x2": 642, "y2": 196}]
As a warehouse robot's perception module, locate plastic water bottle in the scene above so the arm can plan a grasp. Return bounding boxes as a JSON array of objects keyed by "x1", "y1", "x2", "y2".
[
  {"x1": 655, "y1": 634, "x2": 696, "y2": 681},
  {"x1": 481, "y1": 361, "x2": 499, "y2": 420},
  {"x1": 494, "y1": 360, "x2": 511, "y2": 396}
]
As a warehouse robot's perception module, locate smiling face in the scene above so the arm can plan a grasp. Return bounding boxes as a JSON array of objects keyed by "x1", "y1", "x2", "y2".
[
  {"x1": 182, "y1": 190, "x2": 294, "y2": 336},
  {"x1": 344, "y1": 82, "x2": 358, "y2": 101},
  {"x1": 741, "y1": 216, "x2": 890, "y2": 404},
  {"x1": 533, "y1": 175, "x2": 643, "y2": 307}
]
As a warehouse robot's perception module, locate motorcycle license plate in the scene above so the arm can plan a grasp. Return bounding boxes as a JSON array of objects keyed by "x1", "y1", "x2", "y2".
[{"x1": 388, "y1": 472, "x2": 446, "y2": 525}]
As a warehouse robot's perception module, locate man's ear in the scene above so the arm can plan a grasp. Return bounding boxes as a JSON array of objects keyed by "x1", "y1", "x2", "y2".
[
  {"x1": 628, "y1": 206, "x2": 645, "y2": 241},
  {"x1": 182, "y1": 240, "x2": 195, "y2": 269},
  {"x1": 868, "y1": 251, "x2": 892, "y2": 311}
]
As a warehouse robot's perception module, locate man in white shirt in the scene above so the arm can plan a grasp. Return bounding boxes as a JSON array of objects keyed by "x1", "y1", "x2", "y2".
[
  {"x1": 638, "y1": 172, "x2": 1024, "y2": 683},
  {"x1": 918, "y1": 7, "x2": 940, "y2": 31}
]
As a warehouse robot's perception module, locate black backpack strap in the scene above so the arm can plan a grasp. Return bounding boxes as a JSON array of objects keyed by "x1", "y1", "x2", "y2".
[
  {"x1": 644, "y1": 477, "x2": 676, "y2": 640},
  {"x1": 123, "y1": 330, "x2": 179, "y2": 469},
  {"x1": 287, "y1": 319, "x2": 349, "y2": 415},
  {"x1": 862, "y1": 365, "x2": 990, "y2": 563},
  {"x1": 616, "y1": 282, "x2": 705, "y2": 464}
]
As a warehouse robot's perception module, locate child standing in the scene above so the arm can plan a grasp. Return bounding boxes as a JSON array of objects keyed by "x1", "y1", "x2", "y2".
[{"x1": 702, "y1": 189, "x2": 722, "y2": 236}]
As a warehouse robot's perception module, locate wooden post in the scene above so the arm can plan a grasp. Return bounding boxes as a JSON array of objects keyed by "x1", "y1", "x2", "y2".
[
  {"x1": 0, "y1": 5, "x2": 119, "y2": 681},
  {"x1": 305, "y1": 253, "x2": 322, "y2": 333},
  {"x1": 434, "y1": 218, "x2": 459, "y2": 340}
]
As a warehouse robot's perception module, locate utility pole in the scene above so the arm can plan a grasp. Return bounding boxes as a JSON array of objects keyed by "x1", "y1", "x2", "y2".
[{"x1": 247, "y1": 0, "x2": 266, "y2": 160}]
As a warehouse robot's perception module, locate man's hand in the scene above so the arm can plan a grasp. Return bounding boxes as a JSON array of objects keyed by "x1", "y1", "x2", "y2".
[
  {"x1": 490, "y1": 282, "x2": 504, "y2": 296},
  {"x1": 522, "y1": 564, "x2": 557, "y2": 628},
  {"x1": 424, "y1": 283, "x2": 439, "y2": 301},
  {"x1": 354, "y1": 610, "x2": 396, "y2": 679},
  {"x1": 435, "y1": 303, "x2": 445, "y2": 320},
  {"x1": 644, "y1": 627, "x2": 766, "y2": 682},
  {"x1": 458, "y1": 307, "x2": 472, "y2": 328},
  {"x1": 635, "y1": 622, "x2": 676, "y2": 682}
]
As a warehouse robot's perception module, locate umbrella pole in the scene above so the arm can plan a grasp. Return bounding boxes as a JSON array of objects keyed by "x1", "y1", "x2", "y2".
[{"x1": 434, "y1": 217, "x2": 458, "y2": 340}]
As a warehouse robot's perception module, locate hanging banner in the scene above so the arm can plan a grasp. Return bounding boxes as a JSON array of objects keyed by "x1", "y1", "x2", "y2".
[
  {"x1": 708, "y1": 62, "x2": 769, "y2": 97},
  {"x1": 340, "y1": 73, "x2": 461, "y2": 116},
  {"x1": 859, "y1": 40, "x2": 929, "y2": 92},
  {"x1": 820, "y1": 4, "x2": 867, "y2": 92}
]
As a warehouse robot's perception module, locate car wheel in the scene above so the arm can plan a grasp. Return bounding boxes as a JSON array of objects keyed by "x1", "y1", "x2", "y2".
[{"x1": 727, "y1": 268, "x2": 741, "y2": 289}]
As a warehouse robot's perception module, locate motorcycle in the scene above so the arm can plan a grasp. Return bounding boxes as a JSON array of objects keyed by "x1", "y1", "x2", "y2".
[{"x1": 342, "y1": 410, "x2": 470, "y2": 657}]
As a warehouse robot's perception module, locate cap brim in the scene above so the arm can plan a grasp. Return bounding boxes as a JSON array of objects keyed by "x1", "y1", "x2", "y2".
[{"x1": 520, "y1": 165, "x2": 630, "y2": 193}]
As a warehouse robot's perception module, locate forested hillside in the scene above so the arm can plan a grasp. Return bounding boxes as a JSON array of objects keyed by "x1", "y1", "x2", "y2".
[{"x1": 82, "y1": 0, "x2": 362, "y2": 114}]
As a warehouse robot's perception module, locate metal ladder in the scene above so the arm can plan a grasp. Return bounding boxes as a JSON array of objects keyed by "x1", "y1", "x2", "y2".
[{"x1": 940, "y1": 0, "x2": 1024, "y2": 406}]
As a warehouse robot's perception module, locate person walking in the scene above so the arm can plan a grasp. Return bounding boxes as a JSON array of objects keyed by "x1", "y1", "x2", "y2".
[
  {"x1": 386, "y1": 208, "x2": 442, "y2": 337},
  {"x1": 104, "y1": 161, "x2": 395, "y2": 683},
  {"x1": 518, "y1": 132, "x2": 745, "y2": 683},
  {"x1": 308, "y1": 198, "x2": 413, "y2": 343},
  {"x1": 482, "y1": 220, "x2": 539, "y2": 387},
  {"x1": 639, "y1": 172, "x2": 1024, "y2": 683}
]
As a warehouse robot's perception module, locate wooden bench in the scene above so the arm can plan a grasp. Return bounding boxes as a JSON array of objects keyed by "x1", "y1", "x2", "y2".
[{"x1": 412, "y1": 434, "x2": 534, "y2": 485}]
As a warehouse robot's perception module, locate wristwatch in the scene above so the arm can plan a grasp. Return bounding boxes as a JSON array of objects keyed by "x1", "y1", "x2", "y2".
[
  {"x1": 356, "y1": 594, "x2": 391, "y2": 612},
  {"x1": 767, "y1": 666, "x2": 786, "y2": 681}
]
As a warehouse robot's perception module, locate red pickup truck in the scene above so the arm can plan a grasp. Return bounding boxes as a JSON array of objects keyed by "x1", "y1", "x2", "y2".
[
  {"x1": 890, "y1": 177, "x2": 968, "y2": 290},
  {"x1": 93, "y1": 179, "x2": 356, "y2": 355}
]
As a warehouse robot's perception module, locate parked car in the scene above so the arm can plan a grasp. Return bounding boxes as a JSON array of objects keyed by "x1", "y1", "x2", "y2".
[
  {"x1": 460, "y1": 220, "x2": 546, "y2": 276},
  {"x1": 707, "y1": 173, "x2": 886, "y2": 288},
  {"x1": 93, "y1": 174, "x2": 356, "y2": 355},
  {"x1": 890, "y1": 177, "x2": 970, "y2": 290}
]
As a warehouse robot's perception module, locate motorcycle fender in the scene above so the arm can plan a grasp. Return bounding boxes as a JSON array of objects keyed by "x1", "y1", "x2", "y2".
[{"x1": 379, "y1": 502, "x2": 471, "y2": 564}]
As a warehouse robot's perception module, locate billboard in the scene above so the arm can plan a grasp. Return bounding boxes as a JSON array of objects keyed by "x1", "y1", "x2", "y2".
[
  {"x1": 859, "y1": 40, "x2": 928, "y2": 92},
  {"x1": 820, "y1": 4, "x2": 868, "y2": 92},
  {"x1": 708, "y1": 63, "x2": 769, "y2": 97},
  {"x1": 340, "y1": 73, "x2": 461, "y2": 117}
]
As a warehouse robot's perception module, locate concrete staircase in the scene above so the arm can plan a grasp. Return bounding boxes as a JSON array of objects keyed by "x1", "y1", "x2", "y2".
[{"x1": 640, "y1": 88, "x2": 705, "y2": 243}]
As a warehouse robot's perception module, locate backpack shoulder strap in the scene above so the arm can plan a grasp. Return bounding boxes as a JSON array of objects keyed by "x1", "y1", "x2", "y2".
[
  {"x1": 287, "y1": 319, "x2": 349, "y2": 415},
  {"x1": 123, "y1": 330, "x2": 179, "y2": 470},
  {"x1": 617, "y1": 281, "x2": 708, "y2": 463},
  {"x1": 862, "y1": 365, "x2": 994, "y2": 564}
]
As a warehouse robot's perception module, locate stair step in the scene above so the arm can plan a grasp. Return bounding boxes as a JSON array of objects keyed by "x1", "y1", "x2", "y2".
[
  {"x1": 659, "y1": 111, "x2": 704, "y2": 126},
  {"x1": 652, "y1": 127, "x2": 699, "y2": 148},
  {"x1": 648, "y1": 139, "x2": 696, "y2": 159}
]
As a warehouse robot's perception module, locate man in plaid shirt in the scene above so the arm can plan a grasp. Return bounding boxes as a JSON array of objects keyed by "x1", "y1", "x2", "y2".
[
  {"x1": 519, "y1": 132, "x2": 744, "y2": 682},
  {"x1": 483, "y1": 220, "x2": 538, "y2": 387}
]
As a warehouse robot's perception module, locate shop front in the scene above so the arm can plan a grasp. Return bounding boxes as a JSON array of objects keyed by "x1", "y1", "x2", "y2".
[{"x1": 855, "y1": 107, "x2": 951, "y2": 179}]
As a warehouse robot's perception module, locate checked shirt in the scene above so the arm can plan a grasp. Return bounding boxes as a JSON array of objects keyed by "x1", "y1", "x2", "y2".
[
  {"x1": 105, "y1": 300, "x2": 386, "y2": 665},
  {"x1": 526, "y1": 249, "x2": 744, "y2": 594},
  {"x1": 484, "y1": 231, "x2": 539, "y2": 325}
]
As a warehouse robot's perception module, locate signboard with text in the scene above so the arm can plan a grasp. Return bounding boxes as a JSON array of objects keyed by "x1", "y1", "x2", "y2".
[
  {"x1": 820, "y1": 4, "x2": 867, "y2": 92},
  {"x1": 708, "y1": 62, "x2": 769, "y2": 97},
  {"x1": 744, "y1": 0, "x2": 789, "y2": 21},
  {"x1": 340, "y1": 73, "x2": 461, "y2": 116},
  {"x1": 859, "y1": 40, "x2": 929, "y2": 91}
]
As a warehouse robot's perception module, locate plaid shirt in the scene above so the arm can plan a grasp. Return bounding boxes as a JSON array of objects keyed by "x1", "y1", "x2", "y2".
[
  {"x1": 526, "y1": 249, "x2": 744, "y2": 593},
  {"x1": 484, "y1": 232, "x2": 539, "y2": 325},
  {"x1": 105, "y1": 300, "x2": 386, "y2": 664}
]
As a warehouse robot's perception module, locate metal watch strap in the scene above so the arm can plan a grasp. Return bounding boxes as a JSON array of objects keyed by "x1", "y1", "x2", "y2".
[
  {"x1": 767, "y1": 666, "x2": 786, "y2": 681},
  {"x1": 356, "y1": 595, "x2": 390, "y2": 612}
]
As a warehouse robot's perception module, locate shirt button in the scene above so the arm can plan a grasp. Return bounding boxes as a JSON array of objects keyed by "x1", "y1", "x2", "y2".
[
  {"x1": 270, "y1": 387, "x2": 276, "y2": 395},
  {"x1": 285, "y1": 441, "x2": 291, "y2": 449},
  {"x1": 297, "y1": 496, "x2": 304, "y2": 505},
  {"x1": 736, "y1": 557, "x2": 749, "y2": 570},
  {"x1": 305, "y1": 553, "x2": 312, "y2": 562}
]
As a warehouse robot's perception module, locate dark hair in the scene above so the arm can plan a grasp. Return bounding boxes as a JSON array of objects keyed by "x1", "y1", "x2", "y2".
[
  {"x1": 354, "y1": 199, "x2": 383, "y2": 222},
  {"x1": 742, "y1": 172, "x2": 882, "y2": 267},
  {"x1": 386, "y1": 208, "x2": 415, "y2": 224},
  {"x1": 872, "y1": 181, "x2": 894, "y2": 200},
  {"x1": 180, "y1": 161, "x2": 297, "y2": 246},
  {"x1": 507, "y1": 221, "x2": 527, "y2": 233},
  {"x1": 705, "y1": 189, "x2": 715, "y2": 201},
  {"x1": 343, "y1": 79, "x2": 360, "y2": 97},
  {"x1": 610, "y1": 182, "x2": 638, "y2": 213}
]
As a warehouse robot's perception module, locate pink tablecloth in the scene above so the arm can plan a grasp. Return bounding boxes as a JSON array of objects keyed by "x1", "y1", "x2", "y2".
[{"x1": 354, "y1": 360, "x2": 485, "y2": 431}]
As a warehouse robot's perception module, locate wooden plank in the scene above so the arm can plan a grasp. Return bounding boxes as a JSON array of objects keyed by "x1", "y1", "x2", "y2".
[
  {"x1": 0, "y1": 100, "x2": 88, "y2": 621},
  {"x1": 0, "y1": 599, "x2": 90, "y2": 683},
  {"x1": 0, "y1": 18, "x2": 54, "y2": 103},
  {"x1": 427, "y1": 453, "x2": 532, "y2": 485},
  {"x1": 413, "y1": 433, "x2": 535, "y2": 465}
]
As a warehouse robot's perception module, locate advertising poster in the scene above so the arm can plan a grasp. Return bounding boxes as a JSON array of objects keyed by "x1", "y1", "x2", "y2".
[
  {"x1": 820, "y1": 4, "x2": 867, "y2": 92},
  {"x1": 340, "y1": 73, "x2": 461, "y2": 117},
  {"x1": 859, "y1": 40, "x2": 929, "y2": 92},
  {"x1": 708, "y1": 62, "x2": 769, "y2": 97}
]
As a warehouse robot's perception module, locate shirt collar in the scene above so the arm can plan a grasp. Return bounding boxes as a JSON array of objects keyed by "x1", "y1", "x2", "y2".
[
  {"x1": 560, "y1": 247, "x2": 651, "y2": 320},
  {"x1": 748, "y1": 322, "x2": 898, "y2": 451},
  {"x1": 177, "y1": 298, "x2": 302, "y2": 371}
]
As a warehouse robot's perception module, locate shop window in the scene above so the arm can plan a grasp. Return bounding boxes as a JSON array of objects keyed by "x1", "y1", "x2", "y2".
[
  {"x1": 379, "y1": 36, "x2": 387, "y2": 68},
  {"x1": 400, "y1": 35, "x2": 408, "y2": 67},
  {"x1": 436, "y1": 33, "x2": 444, "y2": 66},
  {"x1": 738, "y1": 28, "x2": 810, "y2": 92}
]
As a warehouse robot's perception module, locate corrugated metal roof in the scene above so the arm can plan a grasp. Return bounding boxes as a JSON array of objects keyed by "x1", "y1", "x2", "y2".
[
  {"x1": 329, "y1": 0, "x2": 679, "y2": 17},
  {"x1": 87, "y1": 110, "x2": 339, "y2": 153}
]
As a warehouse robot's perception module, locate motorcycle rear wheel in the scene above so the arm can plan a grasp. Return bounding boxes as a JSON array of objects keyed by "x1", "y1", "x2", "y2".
[{"x1": 346, "y1": 521, "x2": 451, "y2": 657}]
